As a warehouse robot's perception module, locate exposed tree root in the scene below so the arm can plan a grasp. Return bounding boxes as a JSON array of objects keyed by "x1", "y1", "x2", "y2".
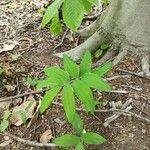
[
  {"x1": 54, "y1": 28, "x2": 112, "y2": 61},
  {"x1": 77, "y1": 17, "x2": 101, "y2": 38},
  {"x1": 55, "y1": 0, "x2": 150, "y2": 75},
  {"x1": 141, "y1": 54, "x2": 150, "y2": 76}
]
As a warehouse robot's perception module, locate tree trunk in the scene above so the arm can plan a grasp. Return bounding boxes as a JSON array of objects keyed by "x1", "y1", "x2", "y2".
[{"x1": 55, "y1": 0, "x2": 150, "y2": 76}]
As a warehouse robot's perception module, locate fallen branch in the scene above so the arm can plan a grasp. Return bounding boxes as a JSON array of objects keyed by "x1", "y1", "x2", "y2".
[
  {"x1": 118, "y1": 69, "x2": 150, "y2": 81},
  {"x1": 53, "y1": 102, "x2": 150, "y2": 124},
  {"x1": 53, "y1": 29, "x2": 69, "y2": 50},
  {"x1": 1, "y1": 132, "x2": 56, "y2": 147},
  {"x1": 0, "y1": 89, "x2": 47, "y2": 102},
  {"x1": 0, "y1": 88, "x2": 127, "y2": 102}
]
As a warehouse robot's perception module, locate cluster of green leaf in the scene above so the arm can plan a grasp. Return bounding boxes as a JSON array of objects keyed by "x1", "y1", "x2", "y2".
[
  {"x1": 0, "y1": 102, "x2": 34, "y2": 132},
  {"x1": 95, "y1": 42, "x2": 110, "y2": 58},
  {"x1": 0, "y1": 63, "x2": 4, "y2": 76},
  {"x1": 54, "y1": 114, "x2": 106, "y2": 149},
  {"x1": 36, "y1": 51, "x2": 112, "y2": 149},
  {"x1": 41, "y1": 0, "x2": 100, "y2": 35},
  {"x1": 0, "y1": 110, "x2": 11, "y2": 132}
]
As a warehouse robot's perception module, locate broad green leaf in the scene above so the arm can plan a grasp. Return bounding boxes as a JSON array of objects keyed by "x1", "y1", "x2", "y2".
[
  {"x1": 21, "y1": 111, "x2": 27, "y2": 124},
  {"x1": 72, "y1": 80, "x2": 95, "y2": 113},
  {"x1": 100, "y1": 42, "x2": 109, "y2": 50},
  {"x1": 102, "y1": 0, "x2": 109, "y2": 5},
  {"x1": 44, "y1": 66, "x2": 70, "y2": 84},
  {"x1": 87, "y1": 0, "x2": 99, "y2": 4},
  {"x1": 81, "y1": 132, "x2": 106, "y2": 144},
  {"x1": 63, "y1": 55, "x2": 79, "y2": 78},
  {"x1": 62, "y1": 0, "x2": 84, "y2": 31},
  {"x1": 0, "y1": 64, "x2": 3, "y2": 75},
  {"x1": 75, "y1": 142, "x2": 85, "y2": 150},
  {"x1": 80, "y1": 51, "x2": 92, "y2": 76},
  {"x1": 82, "y1": 73, "x2": 111, "y2": 91},
  {"x1": 79, "y1": 0, "x2": 92, "y2": 12},
  {"x1": 72, "y1": 113, "x2": 83, "y2": 135},
  {"x1": 50, "y1": 12, "x2": 62, "y2": 36},
  {"x1": 54, "y1": 134, "x2": 80, "y2": 147},
  {"x1": 0, "y1": 120, "x2": 9, "y2": 132},
  {"x1": 36, "y1": 78, "x2": 62, "y2": 89},
  {"x1": 95, "y1": 50, "x2": 103, "y2": 58},
  {"x1": 40, "y1": 86, "x2": 61, "y2": 113},
  {"x1": 62, "y1": 83, "x2": 76, "y2": 123},
  {"x1": 3, "y1": 109, "x2": 11, "y2": 120},
  {"x1": 93, "y1": 62, "x2": 112, "y2": 77},
  {"x1": 41, "y1": 0, "x2": 63, "y2": 28}
]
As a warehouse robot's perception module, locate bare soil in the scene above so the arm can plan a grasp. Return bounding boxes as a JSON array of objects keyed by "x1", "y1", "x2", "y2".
[{"x1": 0, "y1": 1, "x2": 150, "y2": 150}]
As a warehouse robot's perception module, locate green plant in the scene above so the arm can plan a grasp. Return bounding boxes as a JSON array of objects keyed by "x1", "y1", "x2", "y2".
[
  {"x1": 36, "y1": 51, "x2": 112, "y2": 149},
  {"x1": 0, "y1": 63, "x2": 4, "y2": 76},
  {"x1": 41, "y1": 0, "x2": 100, "y2": 35},
  {"x1": 53, "y1": 113, "x2": 106, "y2": 149},
  {"x1": 0, "y1": 110, "x2": 11, "y2": 132}
]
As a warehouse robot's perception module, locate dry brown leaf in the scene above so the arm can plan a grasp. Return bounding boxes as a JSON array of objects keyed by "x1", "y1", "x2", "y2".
[
  {"x1": 0, "y1": 136, "x2": 12, "y2": 147},
  {"x1": 66, "y1": 32, "x2": 74, "y2": 42},
  {"x1": 3, "y1": 62, "x2": 12, "y2": 76},
  {"x1": 40, "y1": 129, "x2": 53, "y2": 144},
  {"x1": 10, "y1": 100, "x2": 36, "y2": 126},
  {"x1": 0, "y1": 40, "x2": 18, "y2": 53},
  {"x1": 27, "y1": 100, "x2": 41, "y2": 128},
  {"x1": 0, "y1": 101, "x2": 11, "y2": 109},
  {"x1": 5, "y1": 84, "x2": 16, "y2": 92}
]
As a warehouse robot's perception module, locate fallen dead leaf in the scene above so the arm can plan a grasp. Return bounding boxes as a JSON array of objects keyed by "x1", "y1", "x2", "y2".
[
  {"x1": 0, "y1": 136, "x2": 12, "y2": 147},
  {"x1": 40, "y1": 129, "x2": 53, "y2": 144},
  {"x1": 66, "y1": 32, "x2": 74, "y2": 42},
  {"x1": 27, "y1": 100, "x2": 41, "y2": 128},
  {"x1": 0, "y1": 101, "x2": 11, "y2": 109},
  {"x1": 3, "y1": 62, "x2": 12, "y2": 76},
  {"x1": 10, "y1": 100, "x2": 36, "y2": 126},
  {"x1": 0, "y1": 40, "x2": 18, "y2": 53},
  {"x1": 5, "y1": 84, "x2": 16, "y2": 92}
]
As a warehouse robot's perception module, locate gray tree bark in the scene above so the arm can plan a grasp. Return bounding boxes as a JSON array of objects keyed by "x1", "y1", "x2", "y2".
[{"x1": 55, "y1": 0, "x2": 150, "y2": 76}]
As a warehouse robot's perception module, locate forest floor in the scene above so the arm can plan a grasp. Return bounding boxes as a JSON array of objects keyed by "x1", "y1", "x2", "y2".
[{"x1": 0, "y1": 0, "x2": 150, "y2": 150}]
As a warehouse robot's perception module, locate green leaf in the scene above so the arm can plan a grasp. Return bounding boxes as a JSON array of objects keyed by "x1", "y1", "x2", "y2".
[
  {"x1": 80, "y1": 51, "x2": 92, "y2": 76},
  {"x1": 36, "y1": 78, "x2": 62, "y2": 89},
  {"x1": 50, "y1": 12, "x2": 62, "y2": 36},
  {"x1": 75, "y1": 142, "x2": 85, "y2": 150},
  {"x1": 0, "y1": 64, "x2": 3, "y2": 75},
  {"x1": 40, "y1": 86, "x2": 61, "y2": 113},
  {"x1": 62, "y1": 0, "x2": 84, "y2": 31},
  {"x1": 95, "y1": 50, "x2": 103, "y2": 58},
  {"x1": 87, "y1": 0, "x2": 99, "y2": 4},
  {"x1": 44, "y1": 66, "x2": 70, "y2": 84},
  {"x1": 62, "y1": 83, "x2": 76, "y2": 123},
  {"x1": 79, "y1": 0, "x2": 92, "y2": 12},
  {"x1": 54, "y1": 134, "x2": 80, "y2": 147},
  {"x1": 81, "y1": 132, "x2": 106, "y2": 145},
  {"x1": 102, "y1": 0, "x2": 109, "y2": 5},
  {"x1": 3, "y1": 109, "x2": 11, "y2": 120},
  {"x1": 0, "y1": 120, "x2": 9, "y2": 132},
  {"x1": 93, "y1": 62, "x2": 112, "y2": 77},
  {"x1": 72, "y1": 79, "x2": 95, "y2": 113},
  {"x1": 63, "y1": 55, "x2": 79, "y2": 78},
  {"x1": 82, "y1": 73, "x2": 111, "y2": 91},
  {"x1": 41, "y1": 0, "x2": 63, "y2": 28},
  {"x1": 21, "y1": 111, "x2": 27, "y2": 125},
  {"x1": 72, "y1": 113, "x2": 84, "y2": 135},
  {"x1": 100, "y1": 42, "x2": 109, "y2": 50}
]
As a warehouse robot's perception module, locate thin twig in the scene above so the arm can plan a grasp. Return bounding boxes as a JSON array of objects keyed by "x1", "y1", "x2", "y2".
[
  {"x1": 53, "y1": 29, "x2": 69, "y2": 50},
  {"x1": 118, "y1": 69, "x2": 150, "y2": 81},
  {"x1": 0, "y1": 90, "x2": 149, "y2": 123},
  {"x1": 1, "y1": 132, "x2": 56, "y2": 147},
  {"x1": 0, "y1": 89, "x2": 47, "y2": 102}
]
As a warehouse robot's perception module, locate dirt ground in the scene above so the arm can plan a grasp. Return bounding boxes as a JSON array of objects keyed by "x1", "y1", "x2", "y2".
[{"x1": 0, "y1": 0, "x2": 150, "y2": 150}]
